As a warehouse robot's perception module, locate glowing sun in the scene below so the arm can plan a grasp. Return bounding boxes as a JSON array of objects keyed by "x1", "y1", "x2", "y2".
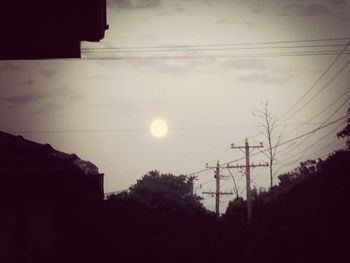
[{"x1": 150, "y1": 119, "x2": 168, "y2": 138}]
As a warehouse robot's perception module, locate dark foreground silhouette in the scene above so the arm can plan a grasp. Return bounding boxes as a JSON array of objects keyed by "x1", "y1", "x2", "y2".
[
  {"x1": 1, "y1": 129, "x2": 349, "y2": 263},
  {"x1": 0, "y1": 0, "x2": 107, "y2": 59}
]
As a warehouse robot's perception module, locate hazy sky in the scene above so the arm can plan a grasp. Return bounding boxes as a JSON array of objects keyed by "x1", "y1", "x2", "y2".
[{"x1": 1, "y1": 0, "x2": 350, "y2": 212}]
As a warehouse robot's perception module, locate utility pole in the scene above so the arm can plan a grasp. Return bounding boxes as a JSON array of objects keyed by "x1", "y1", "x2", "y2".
[
  {"x1": 203, "y1": 161, "x2": 233, "y2": 215},
  {"x1": 229, "y1": 139, "x2": 268, "y2": 224}
]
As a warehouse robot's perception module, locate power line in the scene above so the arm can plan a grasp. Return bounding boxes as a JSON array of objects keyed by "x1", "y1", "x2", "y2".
[
  {"x1": 280, "y1": 60, "x2": 350, "y2": 123},
  {"x1": 200, "y1": 179, "x2": 216, "y2": 186},
  {"x1": 5, "y1": 124, "x2": 259, "y2": 134},
  {"x1": 227, "y1": 168, "x2": 239, "y2": 198},
  {"x1": 82, "y1": 37, "x2": 350, "y2": 50},
  {"x1": 278, "y1": 37, "x2": 350, "y2": 123},
  {"x1": 276, "y1": 136, "x2": 342, "y2": 164},
  {"x1": 275, "y1": 121, "x2": 346, "y2": 167},
  {"x1": 279, "y1": 87, "x2": 350, "y2": 139},
  {"x1": 221, "y1": 115, "x2": 347, "y2": 167},
  {"x1": 203, "y1": 161, "x2": 233, "y2": 215},
  {"x1": 171, "y1": 124, "x2": 261, "y2": 130},
  {"x1": 8, "y1": 122, "x2": 327, "y2": 135},
  {"x1": 188, "y1": 167, "x2": 214, "y2": 176},
  {"x1": 278, "y1": 94, "x2": 350, "y2": 154},
  {"x1": 83, "y1": 50, "x2": 350, "y2": 60},
  {"x1": 273, "y1": 138, "x2": 343, "y2": 177},
  {"x1": 251, "y1": 117, "x2": 346, "y2": 176},
  {"x1": 277, "y1": 140, "x2": 343, "y2": 167},
  {"x1": 228, "y1": 139, "x2": 268, "y2": 224},
  {"x1": 276, "y1": 115, "x2": 347, "y2": 147},
  {"x1": 82, "y1": 43, "x2": 348, "y2": 53},
  {"x1": 184, "y1": 115, "x2": 346, "y2": 179}
]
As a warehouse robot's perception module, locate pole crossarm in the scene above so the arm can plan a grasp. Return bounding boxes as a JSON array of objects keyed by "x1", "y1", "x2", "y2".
[
  {"x1": 203, "y1": 191, "x2": 233, "y2": 195},
  {"x1": 203, "y1": 161, "x2": 235, "y2": 215},
  {"x1": 231, "y1": 142, "x2": 264, "y2": 149},
  {"x1": 251, "y1": 163, "x2": 269, "y2": 168},
  {"x1": 205, "y1": 163, "x2": 227, "y2": 169},
  {"x1": 229, "y1": 138, "x2": 268, "y2": 224},
  {"x1": 227, "y1": 162, "x2": 269, "y2": 169}
]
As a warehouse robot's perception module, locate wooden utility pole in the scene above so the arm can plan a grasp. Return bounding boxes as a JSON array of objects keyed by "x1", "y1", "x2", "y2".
[
  {"x1": 215, "y1": 161, "x2": 220, "y2": 214},
  {"x1": 203, "y1": 161, "x2": 233, "y2": 215},
  {"x1": 229, "y1": 139, "x2": 268, "y2": 224}
]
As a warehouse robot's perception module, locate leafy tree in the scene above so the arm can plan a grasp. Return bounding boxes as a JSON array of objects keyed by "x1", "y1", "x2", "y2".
[
  {"x1": 276, "y1": 159, "x2": 317, "y2": 193},
  {"x1": 128, "y1": 170, "x2": 205, "y2": 215},
  {"x1": 337, "y1": 107, "x2": 350, "y2": 149},
  {"x1": 224, "y1": 197, "x2": 246, "y2": 226}
]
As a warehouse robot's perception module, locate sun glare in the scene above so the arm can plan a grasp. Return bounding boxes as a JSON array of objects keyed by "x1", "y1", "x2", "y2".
[{"x1": 150, "y1": 119, "x2": 168, "y2": 138}]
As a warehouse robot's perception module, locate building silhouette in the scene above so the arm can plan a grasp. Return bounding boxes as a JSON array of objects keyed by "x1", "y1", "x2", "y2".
[
  {"x1": 0, "y1": 0, "x2": 108, "y2": 59},
  {"x1": 0, "y1": 131, "x2": 104, "y2": 263}
]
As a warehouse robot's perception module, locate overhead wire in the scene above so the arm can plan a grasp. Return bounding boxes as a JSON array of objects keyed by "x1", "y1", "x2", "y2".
[
  {"x1": 82, "y1": 37, "x2": 350, "y2": 51},
  {"x1": 278, "y1": 93, "x2": 350, "y2": 155},
  {"x1": 82, "y1": 43, "x2": 348, "y2": 53},
  {"x1": 274, "y1": 120, "x2": 346, "y2": 167},
  {"x1": 189, "y1": 115, "x2": 347, "y2": 192},
  {"x1": 8, "y1": 122, "x2": 323, "y2": 135},
  {"x1": 278, "y1": 87, "x2": 350, "y2": 140},
  {"x1": 274, "y1": 150, "x2": 339, "y2": 175},
  {"x1": 83, "y1": 37, "x2": 350, "y2": 188},
  {"x1": 273, "y1": 116, "x2": 346, "y2": 148},
  {"x1": 218, "y1": 115, "x2": 347, "y2": 168},
  {"x1": 83, "y1": 50, "x2": 350, "y2": 60},
  {"x1": 7, "y1": 124, "x2": 262, "y2": 135},
  {"x1": 276, "y1": 138, "x2": 343, "y2": 165},
  {"x1": 278, "y1": 59, "x2": 350, "y2": 124},
  {"x1": 227, "y1": 168, "x2": 239, "y2": 197},
  {"x1": 276, "y1": 40, "x2": 350, "y2": 122},
  {"x1": 83, "y1": 38, "x2": 350, "y2": 61}
]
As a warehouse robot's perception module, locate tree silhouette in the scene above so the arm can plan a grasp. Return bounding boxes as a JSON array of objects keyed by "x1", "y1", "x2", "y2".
[
  {"x1": 337, "y1": 107, "x2": 350, "y2": 149},
  {"x1": 253, "y1": 101, "x2": 282, "y2": 188},
  {"x1": 128, "y1": 170, "x2": 204, "y2": 215},
  {"x1": 224, "y1": 197, "x2": 246, "y2": 226}
]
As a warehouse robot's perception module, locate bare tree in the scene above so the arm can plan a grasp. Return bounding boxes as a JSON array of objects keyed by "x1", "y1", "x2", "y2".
[{"x1": 253, "y1": 101, "x2": 282, "y2": 188}]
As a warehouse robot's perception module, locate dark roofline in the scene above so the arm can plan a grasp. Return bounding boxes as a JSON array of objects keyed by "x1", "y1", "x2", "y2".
[{"x1": 0, "y1": 130, "x2": 101, "y2": 176}]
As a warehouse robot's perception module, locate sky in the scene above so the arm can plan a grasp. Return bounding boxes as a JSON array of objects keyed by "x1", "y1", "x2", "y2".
[{"x1": 1, "y1": 0, "x2": 350, "y2": 212}]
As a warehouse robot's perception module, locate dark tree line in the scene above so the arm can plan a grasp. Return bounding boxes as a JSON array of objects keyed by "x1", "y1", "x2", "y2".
[
  {"x1": 84, "y1": 146, "x2": 349, "y2": 263},
  {"x1": 221, "y1": 109, "x2": 350, "y2": 263},
  {"x1": 48, "y1": 109, "x2": 350, "y2": 263}
]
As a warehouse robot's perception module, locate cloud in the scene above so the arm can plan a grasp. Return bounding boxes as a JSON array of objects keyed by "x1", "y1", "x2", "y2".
[
  {"x1": 330, "y1": 0, "x2": 347, "y2": 6},
  {"x1": 251, "y1": 7, "x2": 260, "y2": 14},
  {"x1": 40, "y1": 69, "x2": 55, "y2": 78},
  {"x1": 19, "y1": 79, "x2": 35, "y2": 86},
  {"x1": 304, "y1": 3, "x2": 330, "y2": 15},
  {"x1": 215, "y1": 19, "x2": 227, "y2": 24},
  {"x1": 243, "y1": 21, "x2": 257, "y2": 27},
  {"x1": 236, "y1": 72, "x2": 286, "y2": 85},
  {"x1": 218, "y1": 58, "x2": 268, "y2": 71},
  {"x1": 0, "y1": 91, "x2": 48, "y2": 107},
  {"x1": 282, "y1": 2, "x2": 330, "y2": 16},
  {"x1": 108, "y1": 0, "x2": 162, "y2": 9},
  {"x1": 66, "y1": 94, "x2": 84, "y2": 102},
  {"x1": 87, "y1": 99, "x2": 138, "y2": 116},
  {"x1": 28, "y1": 102, "x2": 63, "y2": 116},
  {"x1": 126, "y1": 58, "x2": 197, "y2": 75},
  {"x1": 123, "y1": 57, "x2": 271, "y2": 76},
  {"x1": 50, "y1": 85, "x2": 85, "y2": 102},
  {"x1": 0, "y1": 62, "x2": 21, "y2": 72}
]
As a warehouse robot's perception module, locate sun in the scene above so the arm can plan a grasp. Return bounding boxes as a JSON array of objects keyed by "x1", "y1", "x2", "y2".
[{"x1": 150, "y1": 119, "x2": 168, "y2": 138}]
